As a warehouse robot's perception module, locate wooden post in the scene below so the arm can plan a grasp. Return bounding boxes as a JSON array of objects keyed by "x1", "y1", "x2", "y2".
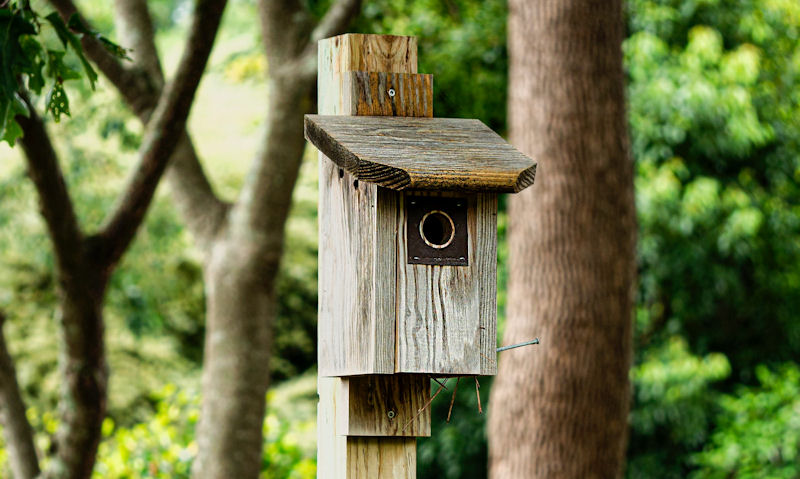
[{"x1": 316, "y1": 34, "x2": 429, "y2": 479}]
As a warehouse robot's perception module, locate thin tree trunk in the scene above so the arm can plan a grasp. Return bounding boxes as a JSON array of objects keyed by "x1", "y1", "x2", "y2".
[
  {"x1": 53, "y1": 0, "x2": 359, "y2": 475},
  {"x1": 192, "y1": 72, "x2": 315, "y2": 479},
  {"x1": 0, "y1": 312, "x2": 40, "y2": 479},
  {"x1": 488, "y1": 1, "x2": 636, "y2": 478}
]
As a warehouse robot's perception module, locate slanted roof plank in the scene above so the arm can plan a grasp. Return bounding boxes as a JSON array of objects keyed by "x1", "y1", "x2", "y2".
[{"x1": 304, "y1": 115, "x2": 537, "y2": 192}]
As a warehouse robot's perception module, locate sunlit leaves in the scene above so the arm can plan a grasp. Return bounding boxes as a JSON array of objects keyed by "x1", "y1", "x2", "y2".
[{"x1": 692, "y1": 364, "x2": 800, "y2": 478}]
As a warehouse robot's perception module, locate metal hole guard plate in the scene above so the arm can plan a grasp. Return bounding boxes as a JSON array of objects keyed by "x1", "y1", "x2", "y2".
[{"x1": 406, "y1": 196, "x2": 469, "y2": 266}]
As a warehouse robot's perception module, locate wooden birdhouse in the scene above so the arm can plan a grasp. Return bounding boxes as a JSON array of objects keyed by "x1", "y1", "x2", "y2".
[
  {"x1": 310, "y1": 34, "x2": 537, "y2": 478},
  {"x1": 306, "y1": 96, "x2": 536, "y2": 379}
]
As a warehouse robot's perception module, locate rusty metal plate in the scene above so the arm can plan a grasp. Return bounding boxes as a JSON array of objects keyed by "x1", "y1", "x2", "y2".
[{"x1": 406, "y1": 196, "x2": 468, "y2": 266}]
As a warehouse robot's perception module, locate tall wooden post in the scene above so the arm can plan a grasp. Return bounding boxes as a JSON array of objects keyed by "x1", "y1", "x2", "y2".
[{"x1": 316, "y1": 34, "x2": 430, "y2": 479}]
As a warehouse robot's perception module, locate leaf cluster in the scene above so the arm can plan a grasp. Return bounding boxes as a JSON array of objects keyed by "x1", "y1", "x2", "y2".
[{"x1": 0, "y1": 2, "x2": 128, "y2": 144}]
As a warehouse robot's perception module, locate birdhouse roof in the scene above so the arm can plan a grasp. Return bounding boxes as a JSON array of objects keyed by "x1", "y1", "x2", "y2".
[{"x1": 304, "y1": 115, "x2": 537, "y2": 193}]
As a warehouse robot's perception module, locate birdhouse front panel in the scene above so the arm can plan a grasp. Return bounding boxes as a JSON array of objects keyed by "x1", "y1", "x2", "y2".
[{"x1": 395, "y1": 191, "x2": 498, "y2": 376}]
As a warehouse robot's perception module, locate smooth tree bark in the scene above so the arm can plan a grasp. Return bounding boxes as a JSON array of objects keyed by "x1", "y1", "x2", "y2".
[
  {"x1": 49, "y1": 0, "x2": 361, "y2": 476},
  {"x1": 1, "y1": 1, "x2": 228, "y2": 477},
  {"x1": 488, "y1": 1, "x2": 636, "y2": 478}
]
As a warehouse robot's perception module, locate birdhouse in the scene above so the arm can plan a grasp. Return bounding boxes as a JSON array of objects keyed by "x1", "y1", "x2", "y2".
[{"x1": 306, "y1": 114, "x2": 537, "y2": 378}]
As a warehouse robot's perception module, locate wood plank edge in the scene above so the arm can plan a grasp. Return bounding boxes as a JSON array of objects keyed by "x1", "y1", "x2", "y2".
[
  {"x1": 305, "y1": 115, "x2": 412, "y2": 191},
  {"x1": 513, "y1": 162, "x2": 538, "y2": 193}
]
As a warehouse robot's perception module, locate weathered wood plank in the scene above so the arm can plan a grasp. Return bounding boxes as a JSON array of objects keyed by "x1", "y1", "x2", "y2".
[
  {"x1": 396, "y1": 192, "x2": 498, "y2": 375},
  {"x1": 321, "y1": 34, "x2": 418, "y2": 76},
  {"x1": 318, "y1": 36, "x2": 433, "y2": 376},
  {"x1": 337, "y1": 375, "x2": 430, "y2": 437},
  {"x1": 318, "y1": 163, "x2": 396, "y2": 375},
  {"x1": 346, "y1": 438, "x2": 416, "y2": 478},
  {"x1": 318, "y1": 377, "x2": 347, "y2": 478},
  {"x1": 345, "y1": 72, "x2": 433, "y2": 117},
  {"x1": 305, "y1": 115, "x2": 537, "y2": 192},
  {"x1": 317, "y1": 34, "x2": 428, "y2": 478}
]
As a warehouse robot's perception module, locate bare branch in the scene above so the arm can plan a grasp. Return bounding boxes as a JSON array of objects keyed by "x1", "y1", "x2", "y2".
[
  {"x1": 311, "y1": 0, "x2": 362, "y2": 42},
  {"x1": 0, "y1": 311, "x2": 40, "y2": 479},
  {"x1": 95, "y1": 0, "x2": 229, "y2": 267},
  {"x1": 294, "y1": 0, "x2": 363, "y2": 81},
  {"x1": 15, "y1": 93, "x2": 84, "y2": 278},
  {"x1": 112, "y1": 0, "x2": 164, "y2": 86},
  {"x1": 50, "y1": 0, "x2": 230, "y2": 248}
]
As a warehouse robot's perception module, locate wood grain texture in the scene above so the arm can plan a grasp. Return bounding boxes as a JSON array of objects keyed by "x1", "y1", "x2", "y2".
[
  {"x1": 318, "y1": 377, "x2": 347, "y2": 479},
  {"x1": 317, "y1": 33, "x2": 425, "y2": 478},
  {"x1": 318, "y1": 35, "x2": 430, "y2": 377},
  {"x1": 346, "y1": 438, "x2": 416, "y2": 478},
  {"x1": 320, "y1": 34, "x2": 418, "y2": 76},
  {"x1": 337, "y1": 375, "x2": 430, "y2": 437},
  {"x1": 488, "y1": 1, "x2": 636, "y2": 478},
  {"x1": 305, "y1": 115, "x2": 537, "y2": 192},
  {"x1": 345, "y1": 72, "x2": 433, "y2": 117},
  {"x1": 396, "y1": 192, "x2": 498, "y2": 375},
  {"x1": 318, "y1": 164, "x2": 397, "y2": 376}
]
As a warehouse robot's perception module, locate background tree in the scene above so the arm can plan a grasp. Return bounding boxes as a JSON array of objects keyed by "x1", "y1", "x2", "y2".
[
  {"x1": 0, "y1": 0, "x2": 227, "y2": 477},
  {"x1": 42, "y1": 0, "x2": 360, "y2": 476},
  {"x1": 488, "y1": 0, "x2": 637, "y2": 477}
]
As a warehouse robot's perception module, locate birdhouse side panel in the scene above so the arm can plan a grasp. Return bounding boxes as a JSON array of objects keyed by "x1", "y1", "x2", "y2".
[
  {"x1": 395, "y1": 192, "x2": 497, "y2": 375},
  {"x1": 318, "y1": 155, "x2": 397, "y2": 376}
]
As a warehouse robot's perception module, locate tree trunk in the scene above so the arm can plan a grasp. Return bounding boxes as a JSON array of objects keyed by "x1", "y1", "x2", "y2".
[
  {"x1": 0, "y1": 313, "x2": 41, "y2": 479},
  {"x1": 47, "y1": 280, "x2": 107, "y2": 479},
  {"x1": 488, "y1": 1, "x2": 636, "y2": 478},
  {"x1": 191, "y1": 72, "x2": 315, "y2": 479}
]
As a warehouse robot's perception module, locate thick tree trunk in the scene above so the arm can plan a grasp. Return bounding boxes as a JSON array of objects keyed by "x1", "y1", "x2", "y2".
[
  {"x1": 488, "y1": 1, "x2": 636, "y2": 478},
  {"x1": 47, "y1": 281, "x2": 108, "y2": 479}
]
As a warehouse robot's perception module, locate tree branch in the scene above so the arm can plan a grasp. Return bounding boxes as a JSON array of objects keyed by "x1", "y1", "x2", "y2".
[
  {"x1": 0, "y1": 311, "x2": 40, "y2": 479},
  {"x1": 49, "y1": 0, "x2": 230, "y2": 249},
  {"x1": 311, "y1": 0, "x2": 362, "y2": 42},
  {"x1": 15, "y1": 93, "x2": 84, "y2": 279},
  {"x1": 233, "y1": 0, "x2": 362, "y2": 234},
  {"x1": 47, "y1": 0, "x2": 158, "y2": 119},
  {"x1": 95, "y1": 0, "x2": 229, "y2": 267}
]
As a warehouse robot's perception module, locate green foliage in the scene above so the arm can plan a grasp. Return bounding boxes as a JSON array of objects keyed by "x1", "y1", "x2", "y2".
[
  {"x1": 628, "y1": 0, "x2": 800, "y2": 374},
  {"x1": 356, "y1": 0, "x2": 508, "y2": 131},
  {"x1": 92, "y1": 375, "x2": 317, "y2": 479},
  {"x1": 628, "y1": 337, "x2": 730, "y2": 477},
  {"x1": 692, "y1": 364, "x2": 800, "y2": 479},
  {"x1": 0, "y1": 374, "x2": 318, "y2": 478},
  {"x1": 627, "y1": 0, "x2": 800, "y2": 475},
  {"x1": 418, "y1": 377, "x2": 491, "y2": 479},
  {"x1": 0, "y1": 2, "x2": 126, "y2": 144}
]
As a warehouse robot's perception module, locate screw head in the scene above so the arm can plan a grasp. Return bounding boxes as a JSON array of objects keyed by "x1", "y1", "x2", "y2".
[
  {"x1": 387, "y1": 410, "x2": 396, "y2": 419},
  {"x1": 388, "y1": 88, "x2": 396, "y2": 97}
]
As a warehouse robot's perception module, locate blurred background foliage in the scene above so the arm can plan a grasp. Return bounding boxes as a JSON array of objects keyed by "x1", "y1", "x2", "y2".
[{"x1": 0, "y1": 0, "x2": 798, "y2": 477}]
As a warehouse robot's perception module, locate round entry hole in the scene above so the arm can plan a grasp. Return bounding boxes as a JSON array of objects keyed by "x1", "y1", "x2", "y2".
[{"x1": 419, "y1": 210, "x2": 455, "y2": 249}]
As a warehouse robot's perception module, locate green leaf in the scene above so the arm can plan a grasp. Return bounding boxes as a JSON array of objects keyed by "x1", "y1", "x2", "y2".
[
  {"x1": 44, "y1": 12, "x2": 97, "y2": 89},
  {"x1": 45, "y1": 49, "x2": 80, "y2": 81},
  {"x1": 67, "y1": 13, "x2": 132, "y2": 61},
  {"x1": 46, "y1": 81, "x2": 69, "y2": 122},
  {"x1": 0, "y1": 8, "x2": 37, "y2": 145},
  {"x1": 19, "y1": 36, "x2": 45, "y2": 93},
  {"x1": 0, "y1": 92, "x2": 29, "y2": 145}
]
